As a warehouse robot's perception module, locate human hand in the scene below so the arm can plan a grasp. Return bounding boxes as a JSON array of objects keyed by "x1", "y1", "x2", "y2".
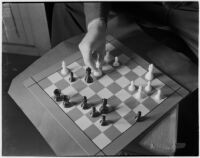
[{"x1": 79, "y1": 19, "x2": 106, "y2": 71}]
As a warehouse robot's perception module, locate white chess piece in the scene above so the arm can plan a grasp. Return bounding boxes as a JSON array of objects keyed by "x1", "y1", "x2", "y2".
[
  {"x1": 113, "y1": 56, "x2": 120, "y2": 67},
  {"x1": 154, "y1": 89, "x2": 162, "y2": 101},
  {"x1": 144, "y1": 81, "x2": 152, "y2": 93},
  {"x1": 145, "y1": 64, "x2": 154, "y2": 81},
  {"x1": 96, "y1": 54, "x2": 101, "y2": 69},
  {"x1": 128, "y1": 81, "x2": 136, "y2": 92},
  {"x1": 104, "y1": 51, "x2": 112, "y2": 63},
  {"x1": 93, "y1": 69, "x2": 103, "y2": 77},
  {"x1": 135, "y1": 85, "x2": 142, "y2": 100},
  {"x1": 61, "y1": 61, "x2": 68, "y2": 75}
]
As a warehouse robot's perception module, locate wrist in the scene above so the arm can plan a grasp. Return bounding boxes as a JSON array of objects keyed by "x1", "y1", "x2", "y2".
[{"x1": 87, "y1": 18, "x2": 107, "y2": 31}]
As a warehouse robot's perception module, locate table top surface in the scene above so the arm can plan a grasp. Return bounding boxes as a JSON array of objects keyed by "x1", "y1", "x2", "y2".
[{"x1": 8, "y1": 33, "x2": 195, "y2": 155}]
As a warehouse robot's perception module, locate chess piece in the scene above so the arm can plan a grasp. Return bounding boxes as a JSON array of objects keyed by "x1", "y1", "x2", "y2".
[
  {"x1": 81, "y1": 96, "x2": 89, "y2": 109},
  {"x1": 90, "y1": 106, "x2": 100, "y2": 117},
  {"x1": 61, "y1": 61, "x2": 69, "y2": 76},
  {"x1": 135, "y1": 111, "x2": 142, "y2": 122},
  {"x1": 144, "y1": 81, "x2": 152, "y2": 93},
  {"x1": 154, "y1": 89, "x2": 162, "y2": 101},
  {"x1": 93, "y1": 69, "x2": 103, "y2": 77},
  {"x1": 145, "y1": 64, "x2": 154, "y2": 81},
  {"x1": 96, "y1": 54, "x2": 102, "y2": 69},
  {"x1": 100, "y1": 115, "x2": 107, "y2": 126},
  {"x1": 99, "y1": 98, "x2": 109, "y2": 114},
  {"x1": 134, "y1": 85, "x2": 143, "y2": 100},
  {"x1": 104, "y1": 51, "x2": 112, "y2": 63},
  {"x1": 128, "y1": 81, "x2": 136, "y2": 92},
  {"x1": 69, "y1": 71, "x2": 75, "y2": 82},
  {"x1": 85, "y1": 67, "x2": 93, "y2": 83},
  {"x1": 63, "y1": 95, "x2": 71, "y2": 108},
  {"x1": 113, "y1": 56, "x2": 120, "y2": 67},
  {"x1": 53, "y1": 89, "x2": 62, "y2": 101}
]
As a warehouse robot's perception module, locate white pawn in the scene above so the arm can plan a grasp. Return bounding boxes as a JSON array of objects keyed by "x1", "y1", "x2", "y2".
[
  {"x1": 135, "y1": 85, "x2": 142, "y2": 100},
  {"x1": 154, "y1": 89, "x2": 162, "y2": 101},
  {"x1": 104, "y1": 51, "x2": 112, "y2": 63},
  {"x1": 128, "y1": 81, "x2": 136, "y2": 92},
  {"x1": 93, "y1": 69, "x2": 103, "y2": 77},
  {"x1": 113, "y1": 56, "x2": 120, "y2": 67},
  {"x1": 96, "y1": 54, "x2": 101, "y2": 69},
  {"x1": 145, "y1": 81, "x2": 152, "y2": 93},
  {"x1": 61, "y1": 61, "x2": 68, "y2": 75},
  {"x1": 145, "y1": 64, "x2": 154, "y2": 81}
]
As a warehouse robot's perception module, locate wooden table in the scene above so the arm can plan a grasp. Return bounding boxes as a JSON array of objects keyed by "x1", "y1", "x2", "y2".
[{"x1": 8, "y1": 27, "x2": 197, "y2": 155}]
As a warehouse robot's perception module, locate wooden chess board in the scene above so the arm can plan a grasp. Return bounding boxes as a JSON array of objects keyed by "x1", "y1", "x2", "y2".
[{"x1": 23, "y1": 36, "x2": 187, "y2": 156}]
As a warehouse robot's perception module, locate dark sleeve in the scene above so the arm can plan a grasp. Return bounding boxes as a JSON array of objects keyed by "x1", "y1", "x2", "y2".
[{"x1": 84, "y1": 2, "x2": 110, "y2": 26}]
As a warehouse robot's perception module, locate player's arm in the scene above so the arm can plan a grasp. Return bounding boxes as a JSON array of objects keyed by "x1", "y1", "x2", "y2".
[{"x1": 79, "y1": 2, "x2": 110, "y2": 71}]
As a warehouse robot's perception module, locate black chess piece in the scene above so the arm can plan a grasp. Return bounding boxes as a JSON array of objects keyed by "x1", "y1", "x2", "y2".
[
  {"x1": 135, "y1": 111, "x2": 142, "y2": 122},
  {"x1": 100, "y1": 115, "x2": 107, "y2": 126},
  {"x1": 81, "y1": 96, "x2": 89, "y2": 109},
  {"x1": 90, "y1": 106, "x2": 100, "y2": 117},
  {"x1": 85, "y1": 67, "x2": 93, "y2": 83},
  {"x1": 63, "y1": 95, "x2": 71, "y2": 108},
  {"x1": 53, "y1": 89, "x2": 62, "y2": 101},
  {"x1": 69, "y1": 71, "x2": 75, "y2": 82},
  {"x1": 99, "y1": 98, "x2": 109, "y2": 114}
]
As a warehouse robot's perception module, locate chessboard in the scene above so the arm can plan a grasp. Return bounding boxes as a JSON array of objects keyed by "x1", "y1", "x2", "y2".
[{"x1": 23, "y1": 36, "x2": 187, "y2": 156}]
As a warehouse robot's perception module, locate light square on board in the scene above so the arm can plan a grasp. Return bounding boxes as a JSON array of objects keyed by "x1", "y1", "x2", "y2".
[
  {"x1": 97, "y1": 88, "x2": 113, "y2": 99},
  {"x1": 74, "y1": 67, "x2": 85, "y2": 78},
  {"x1": 80, "y1": 87, "x2": 95, "y2": 99},
  {"x1": 116, "y1": 103, "x2": 131, "y2": 117},
  {"x1": 67, "y1": 62, "x2": 81, "y2": 72},
  {"x1": 115, "y1": 89, "x2": 131, "y2": 102},
  {"x1": 115, "y1": 76, "x2": 130, "y2": 88},
  {"x1": 62, "y1": 86, "x2": 77, "y2": 97},
  {"x1": 39, "y1": 78, "x2": 52, "y2": 89},
  {"x1": 132, "y1": 65, "x2": 147, "y2": 77},
  {"x1": 117, "y1": 65, "x2": 131, "y2": 75},
  {"x1": 84, "y1": 124, "x2": 101, "y2": 140},
  {"x1": 133, "y1": 104, "x2": 150, "y2": 116},
  {"x1": 44, "y1": 84, "x2": 57, "y2": 97},
  {"x1": 93, "y1": 133, "x2": 111, "y2": 149},
  {"x1": 134, "y1": 77, "x2": 147, "y2": 87},
  {"x1": 75, "y1": 115, "x2": 92, "y2": 131},
  {"x1": 48, "y1": 72, "x2": 63, "y2": 83},
  {"x1": 114, "y1": 118, "x2": 131, "y2": 133},
  {"x1": 98, "y1": 75, "x2": 114, "y2": 87}
]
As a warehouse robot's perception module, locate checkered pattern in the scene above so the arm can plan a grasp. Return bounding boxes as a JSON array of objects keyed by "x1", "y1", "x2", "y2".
[{"x1": 39, "y1": 44, "x2": 174, "y2": 150}]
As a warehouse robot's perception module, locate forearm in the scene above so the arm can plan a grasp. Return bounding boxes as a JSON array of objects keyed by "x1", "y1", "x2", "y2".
[{"x1": 84, "y1": 2, "x2": 110, "y2": 29}]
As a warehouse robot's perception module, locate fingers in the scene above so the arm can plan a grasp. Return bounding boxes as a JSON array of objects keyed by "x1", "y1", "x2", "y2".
[{"x1": 79, "y1": 43, "x2": 97, "y2": 71}]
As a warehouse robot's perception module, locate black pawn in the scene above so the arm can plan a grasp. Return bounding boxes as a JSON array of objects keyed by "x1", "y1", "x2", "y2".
[
  {"x1": 85, "y1": 67, "x2": 93, "y2": 83},
  {"x1": 135, "y1": 111, "x2": 142, "y2": 122},
  {"x1": 81, "y1": 96, "x2": 88, "y2": 109},
  {"x1": 69, "y1": 71, "x2": 75, "y2": 82},
  {"x1": 99, "y1": 98, "x2": 109, "y2": 114},
  {"x1": 100, "y1": 115, "x2": 107, "y2": 126},
  {"x1": 54, "y1": 89, "x2": 62, "y2": 101},
  {"x1": 63, "y1": 95, "x2": 70, "y2": 108},
  {"x1": 90, "y1": 106, "x2": 100, "y2": 117}
]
